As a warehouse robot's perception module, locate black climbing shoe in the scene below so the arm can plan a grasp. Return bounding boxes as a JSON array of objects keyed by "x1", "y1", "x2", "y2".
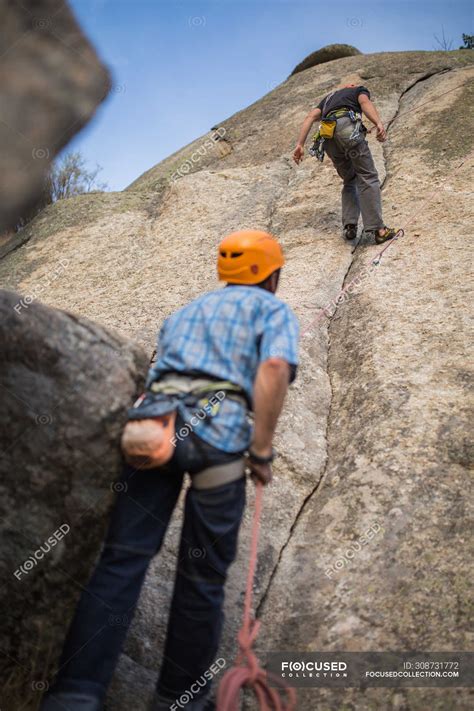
[
  {"x1": 343, "y1": 224, "x2": 358, "y2": 241},
  {"x1": 374, "y1": 226, "x2": 398, "y2": 244}
]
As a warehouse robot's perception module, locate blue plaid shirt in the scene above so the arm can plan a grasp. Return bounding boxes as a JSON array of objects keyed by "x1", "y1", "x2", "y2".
[{"x1": 146, "y1": 285, "x2": 299, "y2": 453}]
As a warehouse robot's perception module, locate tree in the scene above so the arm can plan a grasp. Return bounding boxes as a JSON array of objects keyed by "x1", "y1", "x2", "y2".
[
  {"x1": 14, "y1": 152, "x2": 107, "y2": 231},
  {"x1": 433, "y1": 27, "x2": 453, "y2": 51},
  {"x1": 459, "y1": 34, "x2": 473, "y2": 50},
  {"x1": 46, "y1": 151, "x2": 107, "y2": 202}
]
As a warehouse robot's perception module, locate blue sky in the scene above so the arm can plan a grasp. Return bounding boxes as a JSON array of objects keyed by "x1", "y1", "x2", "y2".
[{"x1": 67, "y1": 0, "x2": 473, "y2": 191}]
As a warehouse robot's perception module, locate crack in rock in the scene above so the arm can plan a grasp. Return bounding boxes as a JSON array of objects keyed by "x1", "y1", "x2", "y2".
[{"x1": 256, "y1": 64, "x2": 456, "y2": 620}]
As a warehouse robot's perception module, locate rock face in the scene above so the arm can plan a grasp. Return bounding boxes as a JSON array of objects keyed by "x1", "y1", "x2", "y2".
[
  {"x1": 0, "y1": 290, "x2": 148, "y2": 707},
  {"x1": 1, "y1": 49, "x2": 473, "y2": 710},
  {"x1": 0, "y1": 0, "x2": 110, "y2": 236},
  {"x1": 290, "y1": 43, "x2": 362, "y2": 75}
]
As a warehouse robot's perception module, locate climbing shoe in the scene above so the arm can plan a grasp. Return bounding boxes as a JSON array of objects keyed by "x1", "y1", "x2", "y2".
[
  {"x1": 374, "y1": 226, "x2": 398, "y2": 244},
  {"x1": 343, "y1": 224, "x2": 358, "y2": 241}
]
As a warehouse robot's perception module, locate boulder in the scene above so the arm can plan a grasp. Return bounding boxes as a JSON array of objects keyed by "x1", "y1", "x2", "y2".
[
  {"x1": 0, "y1": 0, "x2": 110, "y2": 236},
  {"x1": 290, "y1": 43, "x2": 362, "y2": 75},
  {"x1": 0, "y1": 290, "x2": 147, "y2": 707}
]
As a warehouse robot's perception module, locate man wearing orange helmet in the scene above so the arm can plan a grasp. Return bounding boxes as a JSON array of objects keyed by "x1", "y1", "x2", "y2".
[{"x1": 41, "y1": 230, "x2": 299, "y2": 711}]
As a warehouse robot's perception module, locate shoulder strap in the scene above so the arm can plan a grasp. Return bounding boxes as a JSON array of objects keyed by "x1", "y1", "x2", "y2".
[{"x1": 322, "y1": 90, "x2": 336, "y2": 118}]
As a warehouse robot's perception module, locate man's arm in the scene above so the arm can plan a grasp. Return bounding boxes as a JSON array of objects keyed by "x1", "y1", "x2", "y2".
[
  {"x1": 293, "y1": 107, "x2": 322, "y2": 164},
  {"x1": 248, "y1": 357, "x2": 291, "y2": 484},
  {"x1": 358, "y1": 94, "x2": 386, "y2": 142}
]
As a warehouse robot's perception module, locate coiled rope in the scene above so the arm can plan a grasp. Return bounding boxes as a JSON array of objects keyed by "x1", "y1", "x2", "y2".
[{"x1": 217, "y1": 481, "x2": 297, "y2": 710}]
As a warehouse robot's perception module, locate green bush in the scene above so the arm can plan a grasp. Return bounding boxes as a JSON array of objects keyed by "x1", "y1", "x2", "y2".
[{"x1": 291, "y1": 44, "x2": 362, "y2": 76}]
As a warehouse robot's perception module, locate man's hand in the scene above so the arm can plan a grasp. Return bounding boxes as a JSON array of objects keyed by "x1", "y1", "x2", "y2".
[
  {"x1": 376, "y1": 123, "x2": 387, "y2": 142},
  {"x1": 358, "y1": 95, "x2": 387, "y2": 142},
  {"x1": 246, "y1": 456, "x2": 273, "y2": 485},
  {"x1": 293, "y1": 144, "x2": 304, "y2": 164},
  {"x1": 293, "y1": 108, "x2": 320, "y2": 164}
]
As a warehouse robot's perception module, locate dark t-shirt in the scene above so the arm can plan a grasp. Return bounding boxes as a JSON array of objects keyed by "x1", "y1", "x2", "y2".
[{"x1": 317, "y1": 86, "x2": 370, "y2": 117}]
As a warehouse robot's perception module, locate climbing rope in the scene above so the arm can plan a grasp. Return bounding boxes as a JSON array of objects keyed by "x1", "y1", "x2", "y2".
[{"x1": 217, "y1": 481, "x2": 297, "y2": 711}]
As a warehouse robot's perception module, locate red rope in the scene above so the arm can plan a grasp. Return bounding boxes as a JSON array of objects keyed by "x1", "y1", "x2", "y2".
[{"x1": 217, "y1": 481, "x2": 297, "y2": 711}]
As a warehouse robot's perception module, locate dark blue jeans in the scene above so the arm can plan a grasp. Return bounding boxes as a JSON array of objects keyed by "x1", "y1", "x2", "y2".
[{"x1": 45, "y1": 427, "x2": 246, "y2": 707}]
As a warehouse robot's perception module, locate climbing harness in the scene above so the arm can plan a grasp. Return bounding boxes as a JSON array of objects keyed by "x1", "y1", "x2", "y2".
[
  {"x1": 217, "y1": 481, "x2": 297, "y2": 711},
  {"x1": 120, "y1": 374, "x2": 248, "y2": 470},
  {"x1": 192, "y1": 458, "x2": 245, "y2": 490},
  {"x1": 150, "y1": 375, "x2": 247, "y2": 404},
  {"x1": 320, "y1": 107, "x2": 362, "y2": 139},
  {"x1": 310, "y1": 105, "x2": 365, "y2": 161},
  {"x1": 325, "y1": 108, "x2": 364, "y2": 142}
]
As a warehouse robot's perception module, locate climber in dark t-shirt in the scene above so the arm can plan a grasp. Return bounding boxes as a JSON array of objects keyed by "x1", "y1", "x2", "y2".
[
  {"x1": 317, "y1": 85, "x2": 371, "y2": 117},
  {"x1": 293, "y1": 83, "x2": 399, "y2": 245}
]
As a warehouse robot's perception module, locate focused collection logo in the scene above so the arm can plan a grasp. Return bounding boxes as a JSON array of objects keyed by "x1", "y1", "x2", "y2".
[
  {"x1": 267, "y1": 652, "x2": 473, "y2": 688},
  {"x1": 281, "y1": 660, "x2": 347, "y2": 678}
]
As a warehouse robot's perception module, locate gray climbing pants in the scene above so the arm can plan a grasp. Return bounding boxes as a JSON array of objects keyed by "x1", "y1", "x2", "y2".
[{"x1": 324, "y1": 117, "x2": 384, "y2": 232}]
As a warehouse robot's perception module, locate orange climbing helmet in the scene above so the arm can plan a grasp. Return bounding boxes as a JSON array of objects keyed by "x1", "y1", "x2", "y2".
[{"x1": 217, "y1": 229, "x2": 285, "y2": 285}]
